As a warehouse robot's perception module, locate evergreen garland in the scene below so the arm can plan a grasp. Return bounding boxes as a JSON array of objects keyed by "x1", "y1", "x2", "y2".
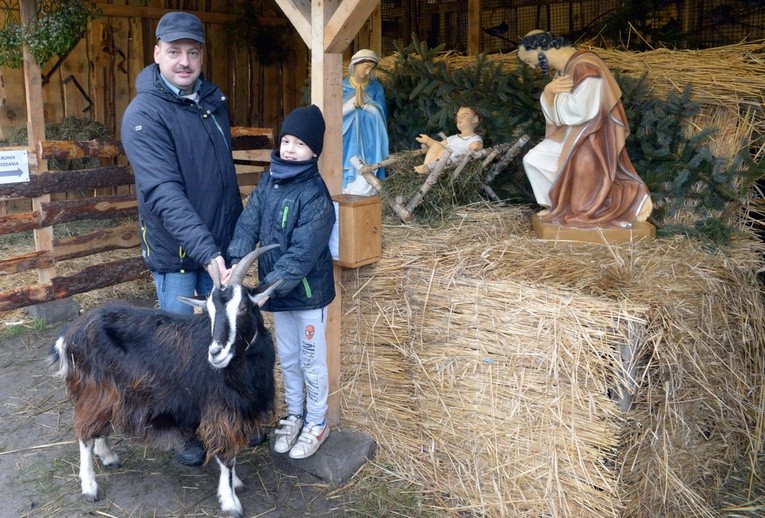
[
  {"x1": 384, "y1": 36, "x2": 542, "y2": 152},
  {"x1": 0, "y1": 0, "x2": 99, "y2": 68},
  {"x1": 381, "y1": 40, "x2": 764, "y2": 245}
]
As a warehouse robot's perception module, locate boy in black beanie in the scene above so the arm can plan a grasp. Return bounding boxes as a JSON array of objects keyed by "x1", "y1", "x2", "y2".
[{"x1": 227, "y1": 104, "x2": 336, "y2": 459}]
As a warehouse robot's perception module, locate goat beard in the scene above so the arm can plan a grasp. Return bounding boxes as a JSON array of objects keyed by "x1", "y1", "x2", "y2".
[{"x1": 197, "y1": 409, "x2": 269, "y2": 463}]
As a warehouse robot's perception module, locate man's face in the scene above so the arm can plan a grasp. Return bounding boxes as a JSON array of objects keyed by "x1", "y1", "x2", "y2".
[
  {"x1": 154, "y1": 39, "x2": 203, "y2": 93},
  {"x1": 516, "y1": 47, "x2": 539, "y2": 69}
]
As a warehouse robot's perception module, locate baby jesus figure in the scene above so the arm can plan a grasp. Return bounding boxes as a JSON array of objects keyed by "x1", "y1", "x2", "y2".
[{"x1": 414, "y1": 106, "x2": 484, "y2": 174}]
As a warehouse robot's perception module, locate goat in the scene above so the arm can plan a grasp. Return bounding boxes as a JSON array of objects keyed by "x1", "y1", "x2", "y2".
[{"x1": 50, "y1": 244, "x2": 281, "y2": 518}]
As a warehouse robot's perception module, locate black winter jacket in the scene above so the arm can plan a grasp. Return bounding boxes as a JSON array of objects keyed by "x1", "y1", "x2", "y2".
[
  {"x1": 121, "y1": 64, "x2": 242, "y2": 273},
  {"x1": 227, "y1": 152, "x2": 336, "y2": 312}
]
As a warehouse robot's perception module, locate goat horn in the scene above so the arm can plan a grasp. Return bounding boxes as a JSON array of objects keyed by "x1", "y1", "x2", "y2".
[
  {"x1": 229, "y1": 244, "x2": 280, "y2": 286},
  {"x1": 207, "y1": 257, "x2": 222, "y2": 290},
  {"x1": 178, "y1": 296, "x2": 207, "y2": 308}
]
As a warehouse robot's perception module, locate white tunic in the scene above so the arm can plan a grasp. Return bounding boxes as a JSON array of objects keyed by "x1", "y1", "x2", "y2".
[{"x1": 522, "y1": 77, "x2": 602, "y2": 207}]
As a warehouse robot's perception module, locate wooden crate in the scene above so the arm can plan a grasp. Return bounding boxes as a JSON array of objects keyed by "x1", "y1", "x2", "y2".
[{"x1": 332, "y1": 194, "x2": 382, "y2": 268}]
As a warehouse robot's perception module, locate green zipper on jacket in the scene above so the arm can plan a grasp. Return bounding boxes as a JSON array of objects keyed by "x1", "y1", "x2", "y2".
[
  {"x1": 302, "y1": 278, "x2": 312, "y2": 298},
  {"x1": 281, "y1": 206, "x2": 289, "y2": 228},
  {"x1": 179, "y1": 247, "x2": 186, "y2": 273}
]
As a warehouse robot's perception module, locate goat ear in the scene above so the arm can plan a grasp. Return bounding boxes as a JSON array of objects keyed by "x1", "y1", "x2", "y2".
[
  {"x1": 178, "y1": 296, "x2": 207, "y2": 309},
  {"x1": 249, "y1": 279, "x2": 283, "y2": 308}
]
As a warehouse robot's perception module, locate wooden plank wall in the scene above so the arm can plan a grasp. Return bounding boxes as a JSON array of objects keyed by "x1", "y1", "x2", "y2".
[{"x1": 0, "y1": 1, "x2": 310, "y2": 139}]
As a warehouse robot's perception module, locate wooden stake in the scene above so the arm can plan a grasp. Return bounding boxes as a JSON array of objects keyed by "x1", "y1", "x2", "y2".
[{"x1": 405, "y1": 147, "x2": 453, "y2": 214}]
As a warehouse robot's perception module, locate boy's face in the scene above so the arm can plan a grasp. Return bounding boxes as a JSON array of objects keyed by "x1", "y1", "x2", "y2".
[
  {"x1": 154, "y1": 39, "x2": 203, "y2": 93},
  {"x1": 280, "y1": 135, "x2": 315, "y2": 161}
]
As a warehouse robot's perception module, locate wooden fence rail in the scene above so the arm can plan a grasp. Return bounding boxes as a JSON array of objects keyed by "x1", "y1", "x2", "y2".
[{"x1": 0, "y1": 127, "x2": 274, "y2": 312}]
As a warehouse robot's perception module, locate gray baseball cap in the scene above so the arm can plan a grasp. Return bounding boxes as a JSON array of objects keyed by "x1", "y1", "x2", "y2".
[{"x1": 156, "y1": 12, "x2": 205, "y2": 43}]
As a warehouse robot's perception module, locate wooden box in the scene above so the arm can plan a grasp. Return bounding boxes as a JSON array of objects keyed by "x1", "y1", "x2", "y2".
[{"x1": 332, "y1": 194, "x2": 382, "y2": 268}]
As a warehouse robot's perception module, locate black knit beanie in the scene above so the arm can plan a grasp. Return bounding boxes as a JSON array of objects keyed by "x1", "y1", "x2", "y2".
[{"x1": 279, "y1": 104, "x2": 326, "y2": 156}]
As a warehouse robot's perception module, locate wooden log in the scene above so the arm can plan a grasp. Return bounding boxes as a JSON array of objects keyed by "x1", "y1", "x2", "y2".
[
  {"x1": 0, "y1": 166, "x2": 134, "y2": 200},
  {"x1": 40, "y1": 194, "x2": 137, "y2": 227},
  {"x1": 0, "y1": 211, "x2": 40, "y2": 235},
  {"x1": 231, "y1": 127, "x2": 275, "y2": 137},
  {"x1": 231, "y1": 134, "x2": 274, "y2": 152},
  {"x1": 0, "y1": 283, "x2": 53, "y2": 312},
  {"x1": 51, "y1": 256, "x2": 147, "y2": 299},
  {"x1": 0, "y1": 250, "x2": 53, "y2": 275},
  {"x1": 0, "y1": 256, "x2": 147, "y2": 312},
  {"x1": 231, "y1": 127, "x2": 275, "y2": 152},
  {"x1": 38, "y1": 139, "x2": 124, "y2": 160},
  {"x1": 96, "y1": 4, "x2": 289, "y2": 27},
  {"x1": 53, "y1": 223, "x2": 140, "y2": 261}
]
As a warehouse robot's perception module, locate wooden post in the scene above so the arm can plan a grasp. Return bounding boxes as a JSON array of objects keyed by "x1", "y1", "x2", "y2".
[
  {"x1": 20, "y1": 0, "x2": 54, "y2": 285},
  {"x1": 274, "y1": 0, "x2": 380, "y2": 427},
  {"x1": 468, "y1": 0, "x2": 481, "y2": 56}
]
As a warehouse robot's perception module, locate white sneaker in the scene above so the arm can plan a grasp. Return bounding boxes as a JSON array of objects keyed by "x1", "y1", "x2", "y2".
[
  {"x1": 288, "y1": 421, "x2": 329, "y2": 459},
  {"x1": 273, "y1": 415, "x2": 304, "y2": 454}
]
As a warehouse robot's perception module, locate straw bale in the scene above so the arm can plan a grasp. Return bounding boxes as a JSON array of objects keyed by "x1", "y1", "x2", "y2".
[{"x1": 340, "y1": 204, "x2": 765, "y2": 517}]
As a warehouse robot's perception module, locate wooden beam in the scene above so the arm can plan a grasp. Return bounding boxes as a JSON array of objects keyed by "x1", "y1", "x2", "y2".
[
  {"x1": 0, "y1": 211, "x2": 40, "y2": 235},
  {"x1": 0, "y1": 250, "x2": 53, "y2": 276},
  {"x1": 96, "y1": 4, "x2": 289, "y2": 27},
  {"x1": 40, "y1": 194, "x2": 137, "y2": 227},
  {"x1": 21, "y1": 0, "x2": 54, "y2": 285},
  {"x1": 274, "y1": 0, "x2": 312, "y2": 48},
  {"x1": 324, "y1": 0, "x2": 379, "y2": 54},
  {"x1": 38, "y1": 139, "x2": 124, "y2": 160},
  {"x1": 54, "y1": 223, "x2": 140, "y2": 261},
  {"x1": 0, "y1": 166, "x2": 134, "y2": 199},
  {"x1": 0, "y1": 257, "x2": 146, "y2": 312}
]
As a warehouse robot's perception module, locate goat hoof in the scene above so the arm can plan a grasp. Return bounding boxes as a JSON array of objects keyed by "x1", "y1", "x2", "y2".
[{"x1": 83, "y1": 491, "x2": 99, "y2": 503}]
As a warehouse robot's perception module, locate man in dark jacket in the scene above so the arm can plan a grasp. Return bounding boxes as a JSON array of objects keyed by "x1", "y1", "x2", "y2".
[
  {"x1": 120, "y1": 11, "x2": 243, "y2": 466},
  {"x1": 122, "y1": 11, "x2": 242, "y2": 314}
]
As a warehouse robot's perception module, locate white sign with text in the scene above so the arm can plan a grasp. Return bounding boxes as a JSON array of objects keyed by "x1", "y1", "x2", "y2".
[{"x1": 0, "y1": 150, "x2": 30, "y2": 184}]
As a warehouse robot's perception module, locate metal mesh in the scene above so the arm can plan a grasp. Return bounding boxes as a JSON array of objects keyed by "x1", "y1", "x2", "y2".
[{"x1": 380, "y1": 0, "x2": 765, "y2": 55}]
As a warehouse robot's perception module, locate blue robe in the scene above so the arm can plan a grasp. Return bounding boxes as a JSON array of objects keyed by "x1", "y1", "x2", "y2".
[{"x1": 342, "y1": 76, "x2": 389, "y2": 189}]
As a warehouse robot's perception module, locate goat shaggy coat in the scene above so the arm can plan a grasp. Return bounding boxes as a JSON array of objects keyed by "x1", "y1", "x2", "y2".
[{"x1": 52, "y1": 302, "x2": 275, "y2": 463}]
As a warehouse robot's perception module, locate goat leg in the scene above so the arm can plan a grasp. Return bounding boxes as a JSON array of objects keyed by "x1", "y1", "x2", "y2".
[
  {"x1": 215, "y1": 455, "x2": 244, "y2": 518},
  {"x1": 94, "y1": 437, "x2": 120, "y2": 467},
  {"x1": 78, "y1": 439, "x2": 99, "y2": 502}
]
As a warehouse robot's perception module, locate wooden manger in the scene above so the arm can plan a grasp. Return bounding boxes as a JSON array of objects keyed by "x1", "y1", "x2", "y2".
[{"x1": 349, "y1": 134, "x2": 530, "y2": 222}]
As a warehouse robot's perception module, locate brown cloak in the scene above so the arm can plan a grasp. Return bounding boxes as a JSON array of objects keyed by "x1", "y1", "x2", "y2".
[{"x1": 540, "y1": 50, "x2": 650, "y2": 229}]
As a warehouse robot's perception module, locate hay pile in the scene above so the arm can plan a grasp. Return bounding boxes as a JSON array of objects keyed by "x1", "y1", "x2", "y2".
[{"x1": 340, "y1": 204, "x2": 765, "y2": 517}]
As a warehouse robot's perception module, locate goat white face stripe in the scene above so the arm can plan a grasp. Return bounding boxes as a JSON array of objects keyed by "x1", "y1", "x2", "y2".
[
  {"x1": 210, "y1": 287, "x2": 241, "y2": 363},
  {"x1": 207, "y1": 296, "x2": 216, "y2": 333},
  {"x1": 226, "y1": 288, "x2": 241, "y2": 348}
]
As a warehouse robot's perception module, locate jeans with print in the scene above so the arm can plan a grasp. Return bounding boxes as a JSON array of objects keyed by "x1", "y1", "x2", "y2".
[
  {"x1": 273, "y1": 307, "x2": 328, "y2": 425},
  {"x1": 152, "y1": 270, "x2": 213, "y2": 314}
]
